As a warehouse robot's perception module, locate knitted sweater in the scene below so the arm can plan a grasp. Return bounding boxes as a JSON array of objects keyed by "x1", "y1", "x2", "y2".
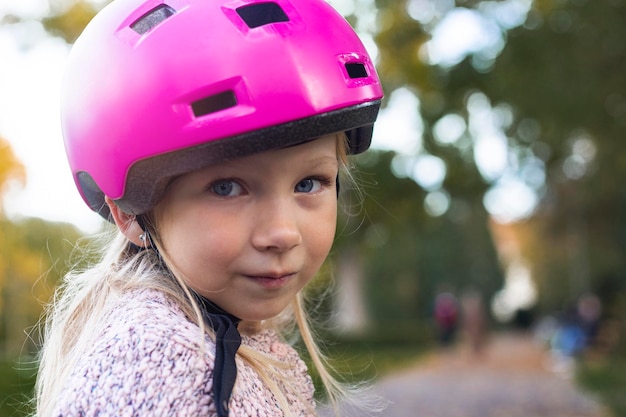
[{"x1": 53, "y1": 288, "x2": 316, "y2": 416}]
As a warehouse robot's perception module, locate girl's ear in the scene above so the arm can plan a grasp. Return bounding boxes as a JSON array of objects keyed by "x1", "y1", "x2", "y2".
[{"x1": 105, "y1": 197, "x2": 149, "y2": 248}]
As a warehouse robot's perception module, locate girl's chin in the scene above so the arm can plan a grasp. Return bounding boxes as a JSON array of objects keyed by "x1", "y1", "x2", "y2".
[{"x1": 236, "y1": 306, "x2": 291, "y2": 329}]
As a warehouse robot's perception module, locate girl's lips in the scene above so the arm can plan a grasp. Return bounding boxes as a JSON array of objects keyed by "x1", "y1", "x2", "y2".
[{"x1": 245, "y1": 273, "x2": 295, "y2": 289}]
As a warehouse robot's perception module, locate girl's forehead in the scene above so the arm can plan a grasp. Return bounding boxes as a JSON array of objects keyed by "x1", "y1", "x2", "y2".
[
  {"x1": 199, "y1": 133, "x2": 339, "y2": 170},
  {"x1": 167, "y1": 134, "x2": 340, "y2": 185}
]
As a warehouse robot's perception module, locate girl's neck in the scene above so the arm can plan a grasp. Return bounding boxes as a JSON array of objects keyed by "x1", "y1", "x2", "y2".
[{"x1": 238, "y1": 320, "x2": 265, "y2": 335}]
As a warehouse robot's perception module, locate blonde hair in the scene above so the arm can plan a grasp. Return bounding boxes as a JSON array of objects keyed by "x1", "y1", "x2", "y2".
[{"x1": 35, "y1": 133, "x2": 370, "y2": 416}]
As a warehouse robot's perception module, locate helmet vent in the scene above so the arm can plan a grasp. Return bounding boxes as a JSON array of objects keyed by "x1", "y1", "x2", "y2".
[
  {"x1": 130, "y1": 4, "x2": 176, "y2": 35},
  {"x1": 236, "y1": 2, "x2": 289, "y2": 28},
  {"x1": 191, "y1": 91, "x2": 238, "y2": 117},
  {"x1": 345, "y1": 62, "x2": 368, "y2": 79}
]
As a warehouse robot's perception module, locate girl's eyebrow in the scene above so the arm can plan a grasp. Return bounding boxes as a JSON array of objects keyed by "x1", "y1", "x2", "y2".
[{"x1": 302, "y1": 153, "x2": 340, "y2": 165}]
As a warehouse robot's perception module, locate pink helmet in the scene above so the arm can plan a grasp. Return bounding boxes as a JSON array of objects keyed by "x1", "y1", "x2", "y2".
[{"x1": 61, "y1": 0, "x2": 383, "y2": 219}]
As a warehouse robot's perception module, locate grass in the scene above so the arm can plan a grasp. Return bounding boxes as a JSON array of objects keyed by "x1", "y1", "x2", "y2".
[
  {"x1": 0, "y1": 358, "x2": 36, "y2": 417},
  {"x1": 303, "y1": 336, "x2": 430, "y2": 401},
  {"x1": 577, "y1": 357, "x2": 626, "y2": 417}
]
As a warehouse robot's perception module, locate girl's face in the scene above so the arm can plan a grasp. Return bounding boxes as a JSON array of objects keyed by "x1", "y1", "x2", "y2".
[{"x1": 155, "y1": 134, "x2": 339, "y2": 322}]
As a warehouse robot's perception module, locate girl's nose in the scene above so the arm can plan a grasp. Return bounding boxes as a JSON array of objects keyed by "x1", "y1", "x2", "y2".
[{"x1": 251, "y1": 201, "x2": 302, "y2": 252}]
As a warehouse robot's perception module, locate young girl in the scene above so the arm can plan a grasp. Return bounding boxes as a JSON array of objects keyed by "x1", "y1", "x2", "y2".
[{"x1": 36, "y1": 0, "x2": 383, "y2": 416}]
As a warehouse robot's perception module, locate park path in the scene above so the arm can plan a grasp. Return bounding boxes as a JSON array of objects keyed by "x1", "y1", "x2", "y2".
[{"x1": 320, "y1": 332, "x2": 609, "y2": 417}]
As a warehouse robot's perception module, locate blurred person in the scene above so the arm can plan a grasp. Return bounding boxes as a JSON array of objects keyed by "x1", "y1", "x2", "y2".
[
  {"x1": 576, "y1": 293, "x2": 602, "y2": 349},
  {"x1": 550, "y1": 305, "x2": 587, "y2": 375},
  {"x1": 434, "y1": 291, "x2": 459, "y2": 348},
  {"x1": 460, "y1": 290, "x2": 489, "y2": 357}
]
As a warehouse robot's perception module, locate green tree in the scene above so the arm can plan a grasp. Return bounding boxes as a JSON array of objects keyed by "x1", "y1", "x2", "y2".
[
  {"x1": 332, "y1": 151, "x2": 502, "y2": 335},
  {"x1": 0, "y1": 138, "x2": 86, "y2": 358},
  {"x1": 369, "y1": 0, "x2": 626, "y2": 338},
  {"x1": 0, "y1": 218, "x2": 83, "y2": 358},
  {"x1": 0, "y1": 136, "x2": 28, "y2": 356}
]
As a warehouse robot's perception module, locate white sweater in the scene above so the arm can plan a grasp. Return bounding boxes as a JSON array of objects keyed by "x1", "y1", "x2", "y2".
[{"x1": 53, "y1": 288, "x2": 315, "y2": 416}]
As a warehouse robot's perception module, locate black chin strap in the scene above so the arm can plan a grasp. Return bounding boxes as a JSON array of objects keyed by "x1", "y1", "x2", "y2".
[
  {"x1": 194, "y1": 293, "x2": 242, "y2": 417},
  {"x1": 132, "y1": 215, "x2": 241, "y2": 415}
]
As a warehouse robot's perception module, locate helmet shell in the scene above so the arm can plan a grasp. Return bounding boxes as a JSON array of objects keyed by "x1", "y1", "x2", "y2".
[{"x1": 61, "y1": 0, "x2": 383, "y2": 218}]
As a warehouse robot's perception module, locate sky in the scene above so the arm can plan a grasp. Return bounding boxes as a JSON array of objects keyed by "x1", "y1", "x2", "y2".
[
  {"x1": 0, "y1": 3, "x2": 104, "y2": 232},
  {"x1": 0, "y1": 0, "x2": 535, "y2": 234}
]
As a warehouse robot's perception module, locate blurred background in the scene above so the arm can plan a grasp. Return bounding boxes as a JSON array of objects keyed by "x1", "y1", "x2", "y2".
[{"x1": 1, "y1": 0, "x2": 625, "y2": 416}]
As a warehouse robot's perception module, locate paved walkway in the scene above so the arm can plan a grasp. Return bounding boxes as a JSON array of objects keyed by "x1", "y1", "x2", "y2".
[{"x1": 320, "y1": 332, "x2": 609, "y2": 417}]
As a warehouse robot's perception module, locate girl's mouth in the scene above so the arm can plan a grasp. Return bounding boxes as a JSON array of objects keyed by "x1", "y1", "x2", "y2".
[{"x1": 246, "y1": 273, "x2": 295, "y2": 289}]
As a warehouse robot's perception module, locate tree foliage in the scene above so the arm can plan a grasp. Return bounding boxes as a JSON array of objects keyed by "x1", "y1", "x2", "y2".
[
  {"x1": 0, "y1": 136, "x2": 26, "y2": 217},
  {"x1": 0, "y1": 218, "x2": 84, "y2": 358},
  {"x1": 42, "y1": 1, "x2": 100, "y2": 44},
  {"x1": 0, "y1": 137, "x2": 87, "y2": 358},
  {"x1": 369, "y1": 0, "x2": 626, "y2": 335},
  {"x1": 334, "y1": 151, "x2": 503, "y2": 331}
]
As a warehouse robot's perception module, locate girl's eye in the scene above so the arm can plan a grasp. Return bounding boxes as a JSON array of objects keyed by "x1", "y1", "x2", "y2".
[
  {"x1": 209, "y1": 180, "x2": 243, "y2": 197},
  {"x1": 295, "y1": 177, "x2": 326, "y2": 193}
]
